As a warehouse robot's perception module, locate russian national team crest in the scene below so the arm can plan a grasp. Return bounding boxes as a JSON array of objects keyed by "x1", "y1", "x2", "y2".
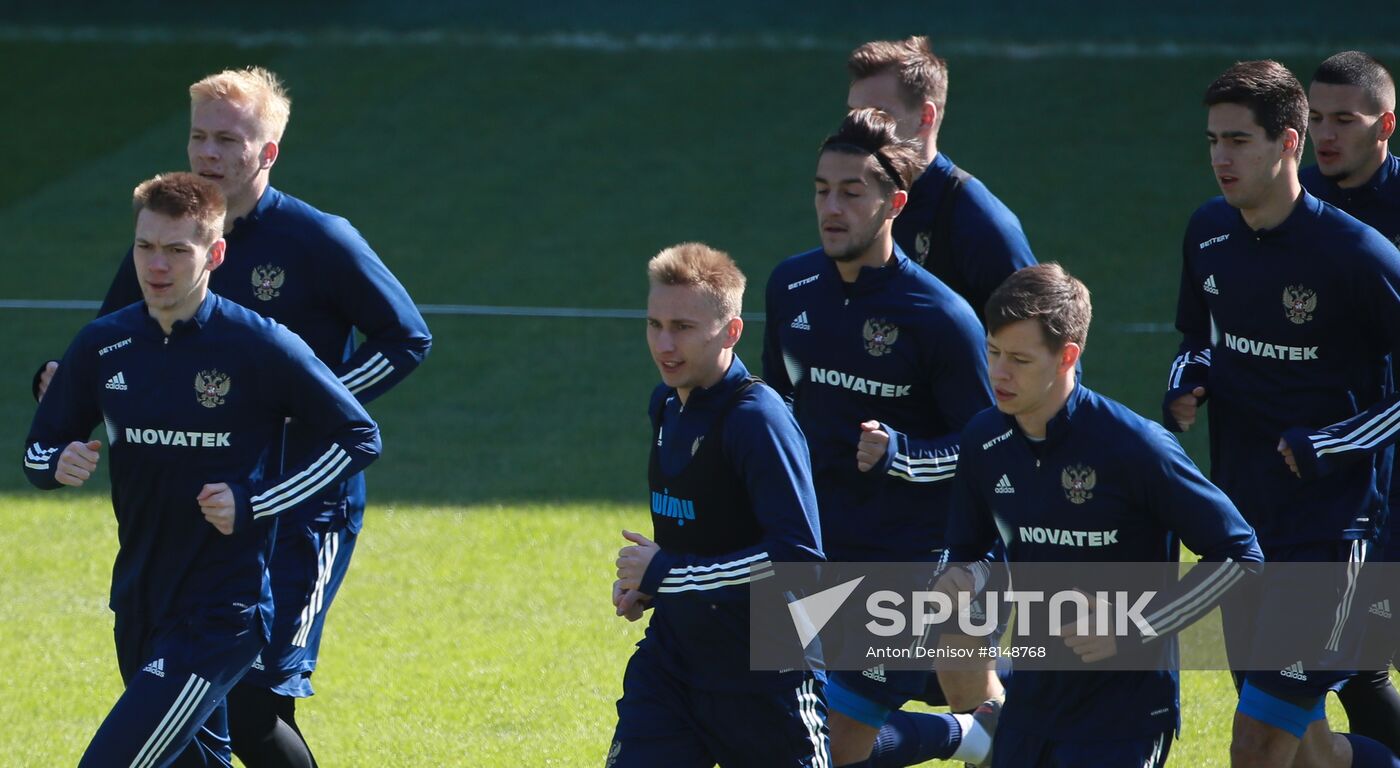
[
  {"x1": 251, "y1": 264, "x2": 285, "y2": 301},
  {"x1": 195, "y1": 369, "x2": 231, "y2": 409},
  {"x1": 1061, "y1": 464, "x2": 1096, "y2": 504},
  {"x1": 1282, "y1": 285, "x2": 1317, "y2": 325},
  {"x1": 914, "y1": 231, "x2": 931, "y2": 263},
  {"x1": 863, "y1": 319, "x2": 900, "y2": 357}
]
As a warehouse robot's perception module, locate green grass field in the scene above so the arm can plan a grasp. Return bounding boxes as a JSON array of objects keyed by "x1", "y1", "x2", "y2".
[{"x1": 3, "y1": 8, "x2": 1400, "y2": 766}]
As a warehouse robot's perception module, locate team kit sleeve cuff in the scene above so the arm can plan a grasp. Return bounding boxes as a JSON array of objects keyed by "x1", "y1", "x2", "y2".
[
  {"x1": 876, "y1": 421, "x2": 902, "y2": 475},
  {"x1": 638, "y1": 549, "x2": 673, "y2": 598},
  {"x1": 227, "y1": 482, "x2": 254, "y2": 535},
  {"x1": 1279, "y1": 427, "x2": 1325, "y2": 479}
]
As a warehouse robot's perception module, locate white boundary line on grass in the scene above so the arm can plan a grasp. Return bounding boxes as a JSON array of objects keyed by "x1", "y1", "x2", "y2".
[
  {"x1": 1, "y1": 26, "x2": 1397, "y2": 58},
  {"x1": 0, "y1": 298, "x2": 1176, "y2": 332}
]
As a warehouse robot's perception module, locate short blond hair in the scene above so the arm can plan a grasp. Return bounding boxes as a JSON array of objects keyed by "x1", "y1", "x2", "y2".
[
  {"x1": 189, "y1": 66, "x2": 292, "y2": 142},
  {"x1": 647, "y1": 242, "x2": 746, "y2": 321}
]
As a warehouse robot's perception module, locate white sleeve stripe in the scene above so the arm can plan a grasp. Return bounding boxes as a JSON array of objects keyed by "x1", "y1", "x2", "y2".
[
  {"x1": 1146, "y1": 561, "x2": 1245, "y2": 639},
  {"x1": 663, "y1": 551, "x2": 770, "y2": 576},
  {"x1": 349, "y1": 364, "x2": 395, "y2": 394},
  {"x1": 892, "y1": 452, "x2": 959, "y2": 468},
  {"x1": 662, "y1": 562, "x2": 772, "y2": 586},
  {"x1": 252, "y1": 445, "x2": 343, "y2": 505},
  {"x1": 656, "y1": 568, "x2": 775, "y2": 593},
  {"x1": 1143, "y1": 558, "x2": 1238, "y2": 627},
  {"x1": 1167, "y1": 349, "x2": 1212, "y2": 390},
  {"x1": 339, "y1": 352, "x2": 386, "y2": 383},
  {"x1": 887, "y1": 466, "x2": 956, "y2": 483},
  {"x1": 889, "y1": 464, "x2": 957, "y2": 478},
  {"x1": 344, "y1": 358, "x2": 393, "y2": 390},
  {"x1": 1312, "y1": 401, "x2": 1400, "y2": 453},
  {"x1": 890, "y1": 457, "x2": 958, "y2": 473},
  {"x1": 252, "y1": 448, "x2": 348, "y2": 513},
  {"x1": 253, "y1": 453, "x2": 352, "y2": 519},
  {"x1": 1312, "y1": 399, "x2": 1400, "y2": 446},
  {"x1": 1167, "y1": 353, "x2": 1187, "y2": 389},
  {"x1": 24, "y1": 461, "x2": 50, "y2": 470}
]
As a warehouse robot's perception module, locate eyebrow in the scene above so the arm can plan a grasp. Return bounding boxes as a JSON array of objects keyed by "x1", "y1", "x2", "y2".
[
  {"x1": 1206, "y1": 130, "x2": 1253, "y2": 138},
  {"x1": 814, "y1": 176, "x2": 870, "y2": 185}
]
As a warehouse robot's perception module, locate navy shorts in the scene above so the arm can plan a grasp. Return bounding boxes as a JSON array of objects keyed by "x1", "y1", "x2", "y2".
[
  {"x1": 827, "y1": 667, "x2": 929, "y2": 727},
  {"x1": 993, "y1": 726, "x2": 1172, "y2": 768},
  {"x1": 241, "y1": 523, "x2": 358, "y2": 697},
  {"x1": 84, "y1": 608, "x2": 263, "y2": 767},
  {"x1": 609, "y1": 648, "x2": 829, "y2": 767},
  {"x1": 1227, "y1": 539, "x2": 1372, "y2": 702}
]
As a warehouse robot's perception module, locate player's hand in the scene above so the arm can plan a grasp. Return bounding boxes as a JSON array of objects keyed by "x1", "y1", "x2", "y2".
[
  {"x1": 197, "y1": 483, "x2": 237, "y2": 535},
  {"x1": 616, "y1": 530, "x2": 660, "y2": 592},
  {"x1": 55, "y1": 440, "x2": 101, "y2": 487},
  {"x1": 933, "y1": 566, "x2": 974, "y2": 600},
  {"x1": 1277, "y1": 438, "x2": 1301, "y2": 478},
  {"x1": 36, "y1": 361, "x2": 58, "y2": 402},
  {"x1": 1168, "y1": 386, "x2": 1207, "y2": 431},
  {"x1": 1054, "y1": 590, "x2": 1119, "y2": 663},
  {"x1": 612, "y1": 579, "x2": 651, "y2": 622},
  {"x1": 856, "y1": 420, "x2": 890, "y2": 472}
]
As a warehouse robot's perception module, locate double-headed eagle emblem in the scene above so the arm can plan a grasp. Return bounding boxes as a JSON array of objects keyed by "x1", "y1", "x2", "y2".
[
  {"x1": 195, "y1": 369, "x2": 231, "y2": 409},
  {"x1": 1282, "y1": 285, "x2": 1317, "y2": 325},
  {"x1": 1062, "y1": 463, "x2": 1096, "y2": 505},
  {"x1": 863, "y1": 319, "x2": 900, "y2": 357},
  {"x1": 251, "y1": 264, "x2": 285, "y2": 302}
]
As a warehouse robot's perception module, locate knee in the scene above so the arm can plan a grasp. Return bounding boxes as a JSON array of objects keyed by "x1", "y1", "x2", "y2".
[
  {"x1": 828, "y1": 711, "x2": 877, "y2": 765},
  {"x1": 226, "y1": 686, "x2": 279, "y2": 745}
]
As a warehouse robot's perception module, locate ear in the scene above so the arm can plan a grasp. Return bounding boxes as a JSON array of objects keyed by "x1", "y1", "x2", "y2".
[
  {"x1": 1379, "y1": 111, "x2": 1397, "y2": 143},
  {"x1": 888, "y1": 189, "x2": 909, "y2": 219},
  {"x1": 722, "y1": 317, "x2": 744, "y2": 349},
  {"x1": 921, "y1": 101, "x2": 938, "y2": 134},
  {"x1": 1058, "y1": 342, "x2": 1082, "y2": 376},
  {"x1": 259, "y1": 140, "x2": 279, "y2": 170},
  {"x1": 205, "y1": 239, "x2": 227, "y2": 272},
  {"x1": 1281, "y1": 127, "x2": 1301, "y2": 158}
]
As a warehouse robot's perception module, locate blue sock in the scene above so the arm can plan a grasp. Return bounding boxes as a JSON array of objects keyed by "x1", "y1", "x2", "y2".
[
  {"x1": 866, "y1": 710, "x2": 962, "y2": 767},
  {"x1": 1345, "y1": 734, "x2": 1400, "y2": 767}
]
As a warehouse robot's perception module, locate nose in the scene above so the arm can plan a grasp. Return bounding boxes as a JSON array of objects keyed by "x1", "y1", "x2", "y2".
[
  {"x1": 1210, "y1": 144, "x2": 1230, "y2": 169},
  {"x1": 191, "y1": 136, "x2": 217, "y2": 161},
  {"x1": 820, "y1": 193, "x2": 842, "y2": 216},
  {"x1": 654, "y1": 330, "x2": 675, "y2": 353},
  {"x1": 988, "y1": 355, "x2": 1010, "y2": 382}
]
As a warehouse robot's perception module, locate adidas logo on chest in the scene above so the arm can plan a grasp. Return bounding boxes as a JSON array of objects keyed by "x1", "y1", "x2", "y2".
[
  {"x1": 105, "y1": 372, "x2": 128, "y2": 391},
  {"x1": 791, "y1": 311, "x2": 811, "y2": 331},
  {"x1": 994, "y1": 474, "x2": 1015, "y2": 494}
]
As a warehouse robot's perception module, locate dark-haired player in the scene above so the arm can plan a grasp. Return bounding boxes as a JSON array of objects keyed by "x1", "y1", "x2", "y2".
[
  {"x1": 764, "y1": 108, "x2": 997, "y2": 767},
  {"x1": 1301, "y1": 51, "x2": 1400, "y2": 753},
  {"x1": 1165, "y1": 60, "x2": 1400, "y2": 768}
]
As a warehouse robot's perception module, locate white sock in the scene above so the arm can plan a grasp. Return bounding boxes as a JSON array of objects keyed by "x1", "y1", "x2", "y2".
[{"x1": 950, "y1": 712, "x2": 991, "y2": 762}]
